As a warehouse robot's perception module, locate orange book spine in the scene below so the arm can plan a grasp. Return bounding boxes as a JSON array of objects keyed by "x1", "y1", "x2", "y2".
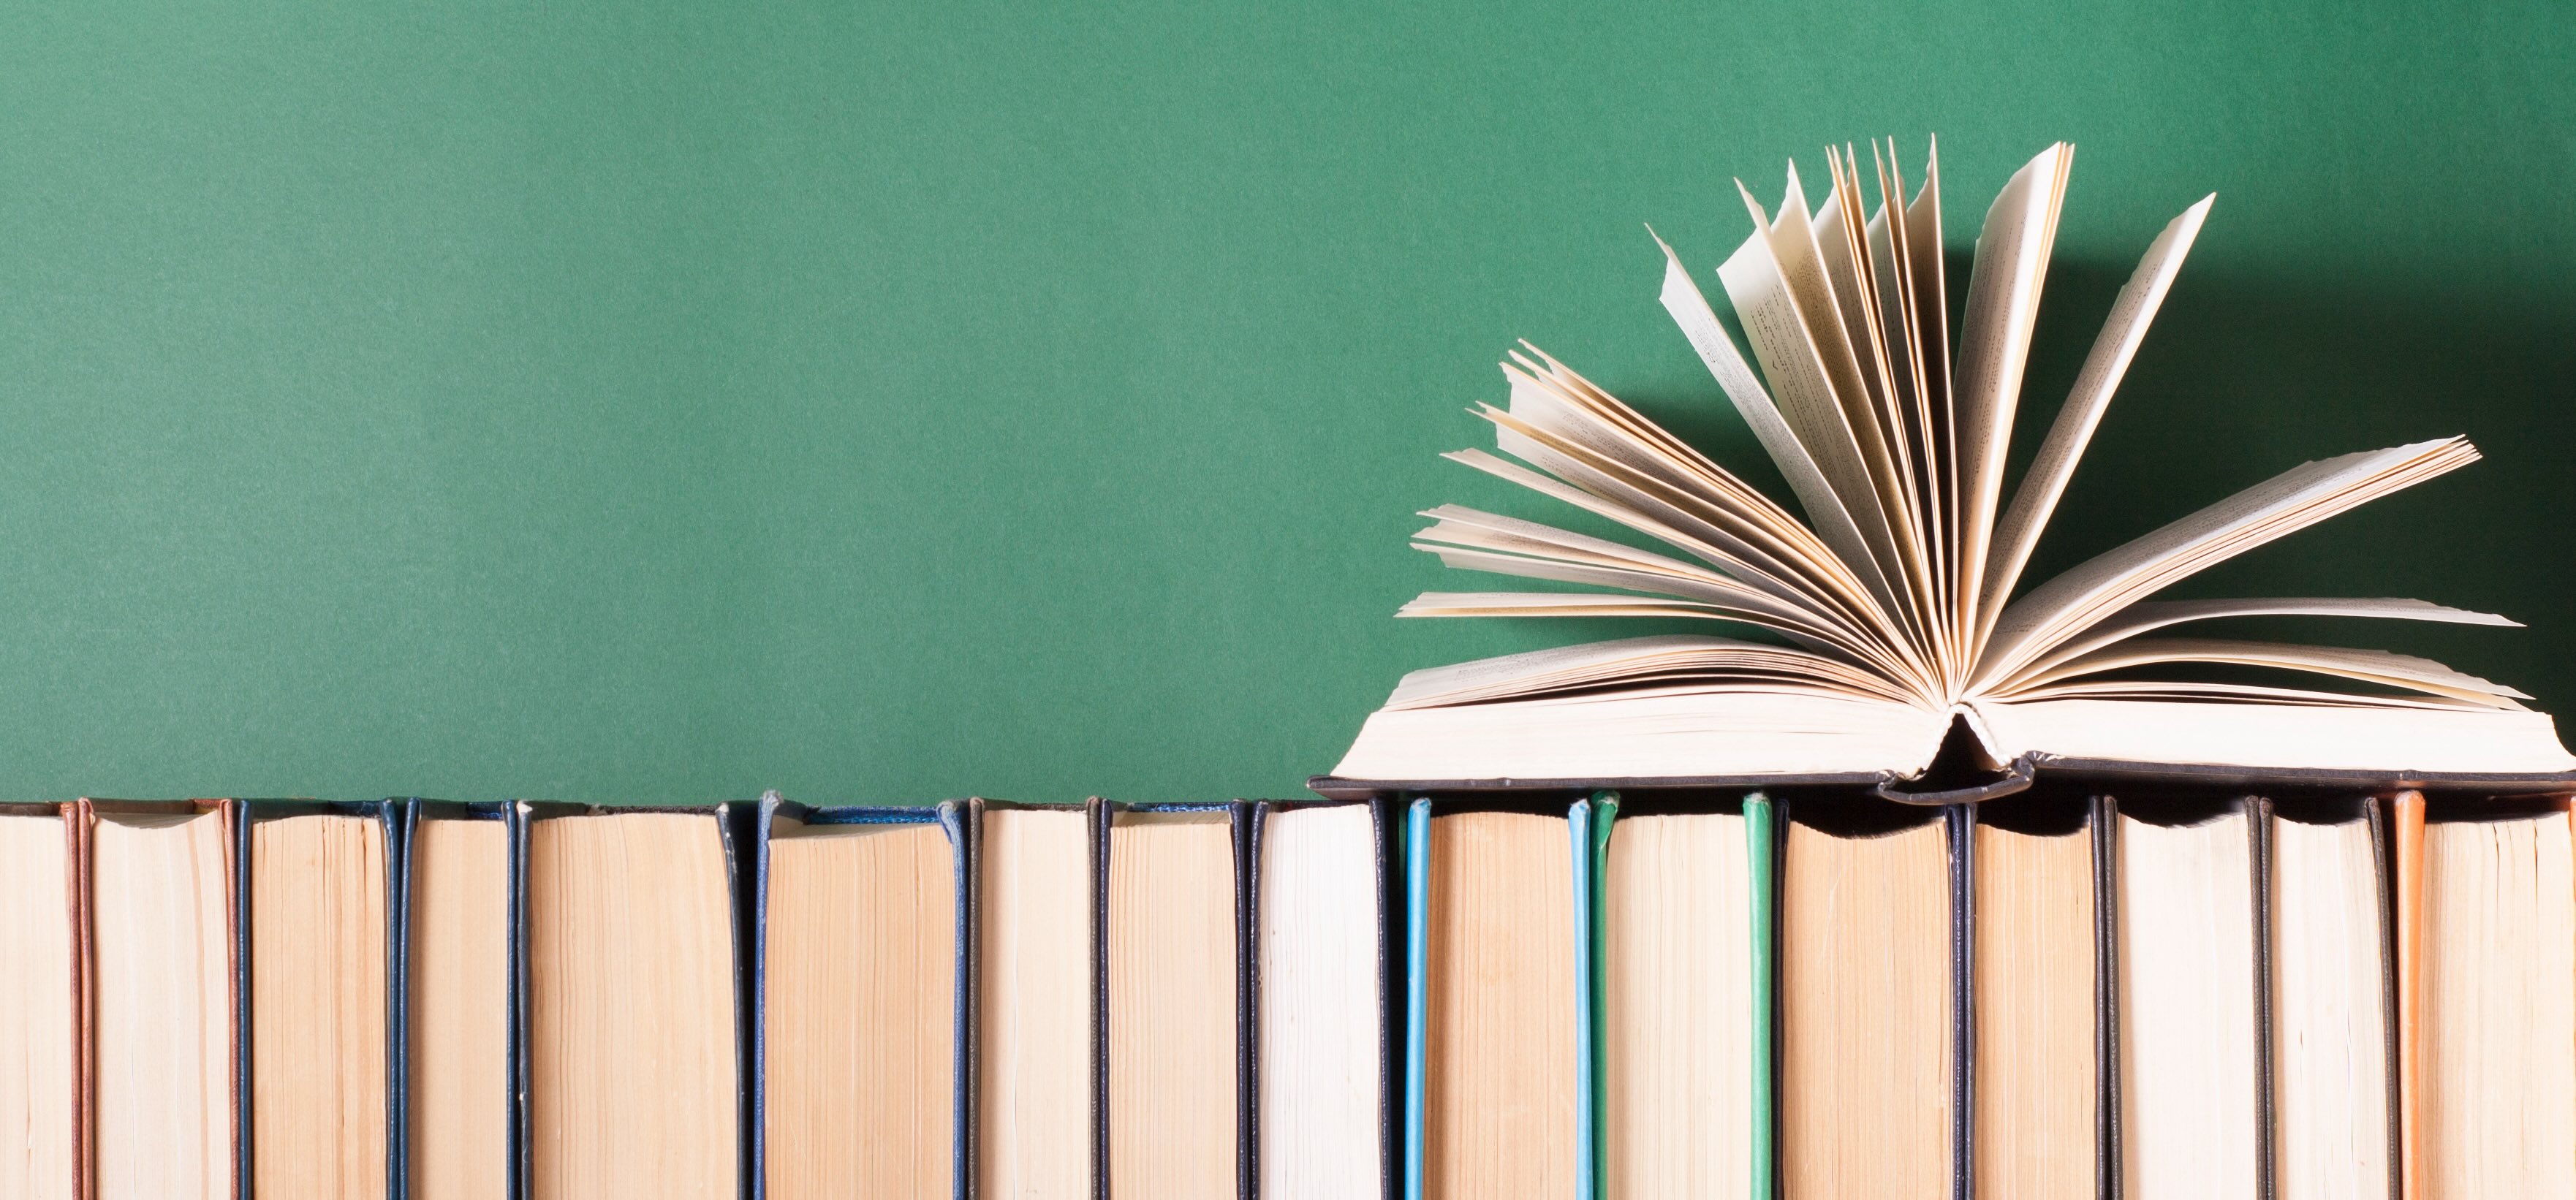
[{"x1": 2390, "y1": 790, "x2": 2425, "y2": 1200}]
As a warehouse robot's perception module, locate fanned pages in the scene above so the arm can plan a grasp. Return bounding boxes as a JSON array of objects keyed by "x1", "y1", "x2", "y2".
[{"x1": 1330, "y1": 134, "x2": 2573, "y2": 786}]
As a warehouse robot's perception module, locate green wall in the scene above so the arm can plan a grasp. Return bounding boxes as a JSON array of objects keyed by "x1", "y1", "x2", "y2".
[{"x1": 1, "y1": 1, "x2": 2569, "y2": 802}]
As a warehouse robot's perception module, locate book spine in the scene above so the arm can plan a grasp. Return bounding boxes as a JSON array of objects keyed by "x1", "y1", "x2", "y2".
[
  {"x1": 2249, "y1": 797, "x2": 2276, "y2": 1200},
  {"x1": 1566, "y1": 794, "x2": 1596, "y2": 1200},
  {"x1": 1232, "y1": 800, "x2": 1255, "y2": 1200},
  {"x1": 1088, "y1": 797, "x2": 1110, "y2": 1200},
  {"x1": 1586, "y1": 794, "x2": 1618, "y2": 1200},
  {"x1": 749, "y1": 795, "x2": 783, "y2": 1200},
  {"x1": 1401, "y1": 797, "x2": 1429, "y2": 1200},
  {"x1": 1745, "y1": 793, "x2": 1777, "y2": 1200},
  {"x1": 2092, "y1": 794, "x2": 2120, "y2": 1200},
  {"x1": 2390, "y1": 791, "x2": 2425, "y2": 1200},
  {"x1": 944, "y1": 800, "x2": 973, "y2": 1200},
  {"x1": 2366, "y1": 798, "x2": 2399, "y2": 1200},
  {"x1": 1950, "y1": 802, "x2": 1974, "y2": 1200}
]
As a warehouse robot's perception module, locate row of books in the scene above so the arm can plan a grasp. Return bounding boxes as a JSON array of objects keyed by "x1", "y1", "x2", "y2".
[{"x1": 1, "y1": 788, "x2": 2568, "y2": 1200}]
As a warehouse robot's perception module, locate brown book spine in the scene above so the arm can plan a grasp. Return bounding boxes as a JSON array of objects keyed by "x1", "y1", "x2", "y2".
[{"x1": 2390, "y1": 790, "x2": 2425, "y2": 1200}]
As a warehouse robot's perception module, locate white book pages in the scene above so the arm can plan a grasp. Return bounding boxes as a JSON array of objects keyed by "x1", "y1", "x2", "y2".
[
  {"x1": 2118, "y1": 808, "x2": 2259, "y2": 1200},
  {"x1": 1259, "y1": 805, "x2": 1384, "y2": 1200},
  {"x1": 2270, "y1": 812, "x2": 2392, "y2": 1200}
]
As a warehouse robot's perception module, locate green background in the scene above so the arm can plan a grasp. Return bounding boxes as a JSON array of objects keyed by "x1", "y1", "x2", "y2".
[{"x1": 1, "y1": 1, "x2": 2569, "y2": 803}]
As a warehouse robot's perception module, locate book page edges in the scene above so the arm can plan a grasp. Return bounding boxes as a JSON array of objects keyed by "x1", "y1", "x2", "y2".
[{"x1": 1328, "y1": 693, "x2": 2574, "y2": 783}]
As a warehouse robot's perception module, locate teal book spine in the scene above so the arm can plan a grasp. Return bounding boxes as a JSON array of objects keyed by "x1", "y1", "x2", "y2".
[
  {"x1": 1568, "y1": 795, "x2": 1597, "y2": 1200},
  {"x1": 1587, "y1": 794, "x2": 1619, "y2": 1200},
  {"x1": 1746, "y1": 793, "x2": 1778, "y2": 1200}
]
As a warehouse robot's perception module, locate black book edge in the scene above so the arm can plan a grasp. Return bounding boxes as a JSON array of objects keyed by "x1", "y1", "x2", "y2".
[
  {"x1": 509, "y1": 801, "x2": 753, "y2": 1200},
  {"x1": 2094, "y1": 794, "x2": 2119, "y2": 1200},
  {"x1": 1950, "y1": 802, "x2": 1974, "y2": 1200},
  {"x1": 1089, "y1": 796, "x2": 1110, "y2": 1200},
  {"x1": 231, "y1": 799, "x2": 398, "y2": 1200},
  {"x1": 2249, "y1": 796, "x2": 2277, "y2": 1200}
]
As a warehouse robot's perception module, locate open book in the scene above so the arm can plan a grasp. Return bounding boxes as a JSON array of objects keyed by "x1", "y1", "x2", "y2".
[{"x1": 1327, "y1": 138, "x2": 2575, "y2": 789}]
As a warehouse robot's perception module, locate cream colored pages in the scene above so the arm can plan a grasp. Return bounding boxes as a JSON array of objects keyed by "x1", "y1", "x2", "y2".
[
  {"x1": 1108, "y1": 814, "x2": 1236, "y2": 1200},
  {"x1": 0, "y1": 816, "x2": 75, "y2": 1200},
  {"x1": 1719, "y1": 191, "x2": 1905, "y2": 611},
  {"x1": 251, "y1": 816, "x2": 390, "y2": 1200},
  {"x1": 1999, "y1": 596, "x2": 2513, "y2": 688},
  {"x1": 94, "y1": 810, "x2": 232, "y2": 1200},
  {"x1": 1974, "y1": 821, "x2": 2094, "y2": 1200},
  {"x1": 765, "y1": 820, "x2": 955, "y2": 1200},
  {"x1": 1951, "y1": 143, "x2": 2070, "y2": 634},
  {"x1": 1425, "y1": 811, "x2": 1577, "y2": 1200},
  {"x1": 2270, "y1": 813, "x2": 2391, "y2": 1200},
  {"x1": 1977, "y1": 437, "x2": 2478, "y2": 688},
  {"x1": 1979, "y1": 195, "x2": 2213, "y2": 639},
  {"x1": 2118, "y1": 810, "x2": 2257, "y2": 1200},
  {"x1": 408, "y1": 817, "x2": 509, "y2": 1200},
  {"x1": 1762, "y1": 167, "x2": 1917, "y2": 567},
  {"x1": 979, "y1": 808, "x2": 1094, "y2": 1200},
  {"x1": 1781, "y1": 818, "x2": 1950, "y2": 1200},
  {"x1": 1605, "y1": 813, "x2": 1751, "y2": 1200},
  {"x1": 1655, "y1": 235, "x2": 1876, "y2": 582},
  {"x1": 527, "y1": 813, "x2": 737, "y2": 1200},
  {"x1": 1259, "y1": 805, "x2": 1382, "y2": 1200},
  {"x1": 2420, "y1": 813, "x2": 2576, "y2": 1199}
]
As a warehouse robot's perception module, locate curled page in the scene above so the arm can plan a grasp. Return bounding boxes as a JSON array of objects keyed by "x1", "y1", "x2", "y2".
[
  {"x1": 1974, "y1": 438, "x2": 2481, "y2": 690},
  {"x1": 1978, "y1": 195, "x2": 2215, "y2": 645}
]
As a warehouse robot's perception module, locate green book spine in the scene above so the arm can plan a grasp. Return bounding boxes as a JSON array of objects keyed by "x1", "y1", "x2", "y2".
[
  {"x1": 1588, "y1": 791, "x2": 1619, "y2": 1200},
  {"x1": 1746, "y1": 792, "x2": 1778, "y2": 1200}
]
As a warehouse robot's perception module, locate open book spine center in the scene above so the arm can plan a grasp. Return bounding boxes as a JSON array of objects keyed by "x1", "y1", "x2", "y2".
[{"x1": 1399, "y1": 135, "x2": 2525, "y2": 719}]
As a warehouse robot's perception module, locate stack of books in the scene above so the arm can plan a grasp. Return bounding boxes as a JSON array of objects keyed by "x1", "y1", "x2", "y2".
[
  {"x1": 5, "y1": 136, "x2": 2572, "y2": 1200},
  {"x1": 4, "y1": 786, "x2": 2574, "y2": 1200}
]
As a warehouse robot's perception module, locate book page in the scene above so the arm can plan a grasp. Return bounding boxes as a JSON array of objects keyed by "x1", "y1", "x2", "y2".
[
  {"x1": 1493, "y1": 364, "x2": 1849, "y2": 603},
  {"x1": 2005, "y1": 637, "x2": 2527, "y2": 707},
  {"x1": 1718, "y1": 196, "x2": 1908, "y2": 615},
  {"x1": 1655, "y1": 234, "x2": 1883, "y2": 588},
  {"x1": 1980, "y1": 195, "x2": 2213, "y2": 640},
  {"x1": 1995, "y1": 596, "x2": 2512, "y2": 689},
  {"x1": 1771, "y1": 166, "x2": 1935, "y2": 626},
  {"x1": 1951, "y1": 143, "x2": 2071, "y2": 637},
  {"x1": 1974, "y1": 438, "x2": 2477, "y2": 688},
  {"x1": 1439, "y1": 445, "x2": 1914, "y2": 669},
  {"x1": 1382, "y1": 634, "x2": 1904, "y2": 710}
]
